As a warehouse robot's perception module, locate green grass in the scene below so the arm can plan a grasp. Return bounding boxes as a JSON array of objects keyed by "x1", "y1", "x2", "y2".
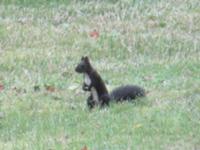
[{"x1": 0, "y1": 0, "x2": 200, "y2": 149}]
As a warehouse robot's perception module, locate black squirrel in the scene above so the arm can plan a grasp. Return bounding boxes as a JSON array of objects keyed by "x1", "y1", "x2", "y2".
[
  {"x1": 75, "y1": 56, "x2": 110, "y2": 109},
  {"x1": 75, "y1": 56, "x2": 145, "y2": 109}
]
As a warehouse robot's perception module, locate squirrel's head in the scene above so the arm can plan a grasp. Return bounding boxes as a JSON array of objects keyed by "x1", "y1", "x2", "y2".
[{"x1": 75, "y1": 56, "x2": 91, "y2": 73}]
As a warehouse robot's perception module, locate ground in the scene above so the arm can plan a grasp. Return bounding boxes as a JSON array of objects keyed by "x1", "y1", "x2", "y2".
[{"x1": 0, "y1": 0, "x2": 200, "y2": 149}]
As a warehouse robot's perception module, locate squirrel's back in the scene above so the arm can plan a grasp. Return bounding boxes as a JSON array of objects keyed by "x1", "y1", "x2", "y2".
[{"x1": 110, "y1": 85, "x2": 145, "y2": 102}]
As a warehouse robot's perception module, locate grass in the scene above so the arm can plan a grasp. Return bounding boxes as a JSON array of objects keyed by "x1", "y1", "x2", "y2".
[{"x1": 0, "y1": 0, "x2": 200, "y2": 149}]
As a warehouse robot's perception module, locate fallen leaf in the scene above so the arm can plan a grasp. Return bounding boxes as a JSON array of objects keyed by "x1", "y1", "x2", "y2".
[
  {"x1": 89, "y1": 29, "x2": 99, "y2": 39},
  {"x1": 45, "y1": 85, "x2": 56, "y2": 92},
  {"x1": 81, "y1": 145, "x2": 88, "y2": 150},
  {"x1": 0, "y1": 84, "x2": 4, "y2": 92}
]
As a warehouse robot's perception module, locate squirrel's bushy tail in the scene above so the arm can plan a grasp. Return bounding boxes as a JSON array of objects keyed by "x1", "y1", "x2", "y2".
[{"x1": 110, "y1": 85, "x2": 145, "y2": 102}]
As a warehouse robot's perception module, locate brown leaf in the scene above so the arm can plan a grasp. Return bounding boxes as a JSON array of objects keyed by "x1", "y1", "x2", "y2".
[
  {"x1": 81, "y1": 145, "x2": 88, "y2": 150},
  {"x1": 89, "y1": 29, "x2": 99, "y2": 39},
  {"x1": 45, "y1": 85, "x2": 56, "y2": 92},
  {"x1": 0, "y1": 84, "x2": 4, "y2": 92}
]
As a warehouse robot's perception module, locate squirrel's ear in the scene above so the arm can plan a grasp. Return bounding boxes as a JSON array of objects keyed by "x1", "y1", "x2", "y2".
[
  {"x1": 84, "y1": 56, "x2": 89, "y2": 62},
  {"x1": 81, "y1": 56, "x2": 85, "y2": 60},
  {"x1": 84, "y1": 56, "x2": 90, "y2": 63}
]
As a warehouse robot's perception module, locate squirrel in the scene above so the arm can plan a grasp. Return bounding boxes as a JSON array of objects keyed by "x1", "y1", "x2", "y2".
[
  {"x1": 75, "y1": 56, "x2": 145, "y2": 109},
  {"x1": 75, "y1": 56, "x2": 110, "y2": 109}
]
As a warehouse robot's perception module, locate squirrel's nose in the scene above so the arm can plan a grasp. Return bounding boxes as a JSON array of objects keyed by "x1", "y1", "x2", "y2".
[{"x1": 75, "y1": 67, "x2": 78, "y2": 72}]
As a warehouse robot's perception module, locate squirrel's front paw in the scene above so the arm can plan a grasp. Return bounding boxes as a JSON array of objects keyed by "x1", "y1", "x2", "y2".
[{"x1": 82, "y1": 85, "x2": 90, "y2": 91}]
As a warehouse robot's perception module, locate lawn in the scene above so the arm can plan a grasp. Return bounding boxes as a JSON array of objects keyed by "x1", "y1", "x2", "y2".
[{"x1": 0, "y1": 0, "x2": 200, "y2": 149}]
